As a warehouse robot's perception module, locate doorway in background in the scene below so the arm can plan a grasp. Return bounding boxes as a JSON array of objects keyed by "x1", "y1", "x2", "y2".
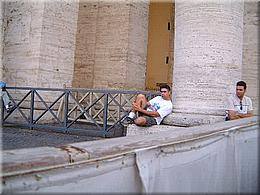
[{"x1": 145, "y1": 1, "x2": 174, "y2": 91}]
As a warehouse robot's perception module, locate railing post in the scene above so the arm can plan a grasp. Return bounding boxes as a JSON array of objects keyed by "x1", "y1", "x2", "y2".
[
  {"x1": 74, "y1": 91, "x2": 78, "y2": 118},
  {"x1": 103, "y1": 93, "x2": 109, "y2": 136},
  {"x1": 118, "y1": 93, "x2": 121, "y2": 120},
  {"x1": 89, "y1": 92, "x2": 92, "y2": 117},
  {"x1": 0, "y1": 91, "x2": 4, "y2": 126},
  {"x1": 63, "y1": 89, "x2": 69, "y2": 131},
  {"x1": 29, "y1": 89, "x2": 35, "y2": 130}
]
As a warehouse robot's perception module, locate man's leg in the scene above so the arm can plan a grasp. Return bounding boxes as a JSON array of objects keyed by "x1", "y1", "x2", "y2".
[
  {"x1": 128, "y1": 94, "x2": 148, "y2": 118},
  {"x1": 1, "y1": 91, "x2": 15, "y2": 112},
  {"x1": 1, "y1": 91, "x2": 11, "y2": 108},
  {"x1": 134, "y1": 117, "x2": 146, "y2": 126},
  {"x1": 134, "y1": 115, "x2": 157, "y2": 127},
  {"x1": 122, "y1": 94, "x2": 148, "y2": 125}
]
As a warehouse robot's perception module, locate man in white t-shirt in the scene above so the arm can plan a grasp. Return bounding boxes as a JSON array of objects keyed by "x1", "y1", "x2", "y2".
[
  {"x1": 123, "y1": 84, "x2": 173, "y2": 126},
  {"x1": 226, "y1": 81, "x2": 253, "y2": 120}
]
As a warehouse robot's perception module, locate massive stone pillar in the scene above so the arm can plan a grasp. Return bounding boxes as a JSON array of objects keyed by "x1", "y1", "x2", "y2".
[
  {"x1": 37, "y1": 0, "x2": 79, "y2": 88},
  {"x1": 165, "y1": 0, "x2": 244, "y2": 126},
  {"x1": 73, "y1": 0, "x2": 149, "y2": 90},
  {"x1": 72, "y1": 1, "x2": 98, "y2": 88},
  {"x1": 2, "y1": 0, "x2": 79, "y2": 88},
  {"x1": 242, "y1": 1, "x2": 259, "y2": 115},
  {"x1": 2, "y1": 1, "x2": 44, "y2": 87},
  {"x1": 0, "y1": 1, "x2": 3, "y2": 81}
]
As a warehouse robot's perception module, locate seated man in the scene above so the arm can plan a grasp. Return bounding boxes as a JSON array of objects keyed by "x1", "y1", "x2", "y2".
[
  {"x1": 123, "y1": 84, "x2": 173, "y2": 127},
  {"x1": 226, "y1": 80, "x2": 253, "y2": 120}
]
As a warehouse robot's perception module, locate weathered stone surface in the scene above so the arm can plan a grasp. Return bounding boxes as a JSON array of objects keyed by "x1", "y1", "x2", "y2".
[
  {"x1": 126, "y1": 1, "x2": 149, "y2": 90},
  {"x1": 242, "y1": 1, "x2": 259, "y2": 115},
  {"x1": 72, "y1": 1, "x2": 98, "y2": 88},
  {"x1": 0, "y1": 0, "x2": 3, "y2": 81},
  {"x1": 73, "y1": 0, "x2": 149, "y2": 90},
  {"x1": 2, "y1": 0, "x2": 79, "y2": 88},
  {"x1": 2, "y1": 1, "x2": 45, "y2": 87},
  {"x1": 173, "y1": 0, "x2": 244, "y2": 124},
  {"x1": 126, "y1": 124, "x2": 185, "y2": 136},
  {"x1": 163, "y1": 113, "x2": 225, "y2": 127},
  {"x1": 38, "y1": 0, "x2": 79, "y2": 88}
]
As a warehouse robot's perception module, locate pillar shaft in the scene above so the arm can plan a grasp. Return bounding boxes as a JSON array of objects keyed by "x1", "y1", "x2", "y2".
[
  {"x1": 242, "y1": 1, "x2": 259, "y2": 115},
  {"x1": 73, "y1": 0, "x2": 149, "y2": 90},
  {"x1": 173, "y1": 0, "x2": 244, "y2": 118},
  {"x1": 0, "y1": 1, "x2": 3, "y2": 81},
  {"x1": 2, "y1": 0, "x2": 79, "y2": 88}
]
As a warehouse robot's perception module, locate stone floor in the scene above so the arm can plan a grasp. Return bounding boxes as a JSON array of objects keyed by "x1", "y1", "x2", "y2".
[{"x1": 1, "y1": 126, "x2": 104, "y2": 150}]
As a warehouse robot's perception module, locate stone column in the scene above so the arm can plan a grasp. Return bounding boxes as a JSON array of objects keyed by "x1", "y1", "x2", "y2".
[
  {"x1": 165, "y1": 0, "x2": 244, "y2": 126},
  {"x1": 0, "y1": 1, "x2": 3, "y2": 124},
  {"x1": 73, "y1": 0, "x2": 149, "y2": 90},
  {"x1": 2, "y1": 0, "x2": 79, "y2": 88},
  {"x1": 37, "y1": 0, "x2": 79, "y2": 88},
  {"x1": 242, "y1": 1, "x2": 259, "y2": 115},
  {"x1": 72, "y1": 1, "x2": 98, "y2": 88},
  {"x1": 0, "y1": 0, "x2": 3, "y2": 81},
  {"x1": 2, "y1": 1, "x2": 44, "y2": 87},
  {"x1": 92, "y1": 0, "x2": 149, "y2": 90}
]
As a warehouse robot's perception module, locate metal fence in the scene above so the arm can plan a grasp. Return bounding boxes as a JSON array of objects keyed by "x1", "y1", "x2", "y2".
[{"x1": 2, "y1": 87, "x2": 158, "y2": 137}]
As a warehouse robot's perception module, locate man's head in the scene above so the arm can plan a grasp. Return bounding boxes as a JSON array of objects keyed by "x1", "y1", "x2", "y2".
[
  {"x1": 159, "y1": 84, "x2": 171, "y2": 100},
  {"x1": 236, "y1": 81, "x2": 247, "y2": 99}
]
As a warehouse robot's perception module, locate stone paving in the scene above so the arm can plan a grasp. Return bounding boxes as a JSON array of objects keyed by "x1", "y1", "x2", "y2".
[{"x1": 1, "y1": 126, "x2": 104, "y2": 150}]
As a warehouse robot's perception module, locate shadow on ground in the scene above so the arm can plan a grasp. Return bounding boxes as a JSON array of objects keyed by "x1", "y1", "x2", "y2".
[{"x1": 2, "y1": 122, "x2": 126, "y2": 150}]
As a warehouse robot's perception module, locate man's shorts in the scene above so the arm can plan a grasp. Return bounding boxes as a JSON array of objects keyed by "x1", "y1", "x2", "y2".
[{"x1": 142, "y1": 115, "x2": 157, "y2": 127}]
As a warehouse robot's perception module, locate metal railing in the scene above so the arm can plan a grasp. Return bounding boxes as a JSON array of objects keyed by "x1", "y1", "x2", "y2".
[{"x1": 2, "y1": 87, "x2": 158, "y2": 137}]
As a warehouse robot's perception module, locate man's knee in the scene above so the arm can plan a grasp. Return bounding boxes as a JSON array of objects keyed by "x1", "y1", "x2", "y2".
[
  {"x1": 134, "y1": 117, "x2": 146, "y2": 126},
  {"x1": 136, "y1": 94, "x2": 146, "y2": 100}
]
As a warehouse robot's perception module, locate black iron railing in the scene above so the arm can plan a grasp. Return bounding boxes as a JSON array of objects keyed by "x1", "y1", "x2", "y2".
[{"x1": 1, "y1": 87, "x2": 158, "y2": 137}]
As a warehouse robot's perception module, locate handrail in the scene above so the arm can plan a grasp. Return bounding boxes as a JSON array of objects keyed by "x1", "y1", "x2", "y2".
[{"x1": 2, "y1": 87, "x2": 159, "y2": 137}]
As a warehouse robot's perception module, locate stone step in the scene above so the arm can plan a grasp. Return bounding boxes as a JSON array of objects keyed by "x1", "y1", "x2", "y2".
[{"x1": 126, "y1": 124, "x2": 185, "y2": 136}]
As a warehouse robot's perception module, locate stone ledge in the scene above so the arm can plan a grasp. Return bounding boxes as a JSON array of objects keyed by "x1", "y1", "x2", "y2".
[
  {"x1": 163, "y1": 113, "x2": 225, "y2": 127},
  {"x1": 126, "y1": 124, "x2": 185, "y2": 136}
]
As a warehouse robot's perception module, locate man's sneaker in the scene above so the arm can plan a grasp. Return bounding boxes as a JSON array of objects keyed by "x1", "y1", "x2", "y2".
[{"x1": 121, "y1": 116, "x2": 134, "y2": 125}]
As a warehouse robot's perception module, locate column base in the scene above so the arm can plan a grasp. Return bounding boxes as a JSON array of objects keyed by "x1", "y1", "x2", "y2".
[{"x1": 163, "y1": 113, "x2": 225, "y2": 127}]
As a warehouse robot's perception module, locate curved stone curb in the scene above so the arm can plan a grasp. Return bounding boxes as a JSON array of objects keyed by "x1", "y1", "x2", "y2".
[{"x1": 126, "y1": 124, "x2": 185, "y2": 136}]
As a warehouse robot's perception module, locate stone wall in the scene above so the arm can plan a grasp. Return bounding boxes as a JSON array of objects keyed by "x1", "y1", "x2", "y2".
[
  {"x1": 242, "y1": 1, "x2": 259, "y2": 115},
  {"x1": 73, "y1": 0, "x2": 149, "y2": 90},
  {"x1": 2, "y1": 0, "x2": 78, "y2": 88}
]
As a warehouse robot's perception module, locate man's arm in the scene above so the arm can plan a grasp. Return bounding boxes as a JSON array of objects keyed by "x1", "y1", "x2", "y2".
[
  {"x1": 132, "y1": 102, "x2": 160, "y2": 117},
  {"x1": 228, "y1": 110, "x2": 253, "y2": 120},
  {"x1": 237, "y1": 112, "x2": 253, "y2": 118}
]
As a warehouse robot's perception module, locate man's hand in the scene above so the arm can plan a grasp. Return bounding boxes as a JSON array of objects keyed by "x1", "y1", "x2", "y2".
[
  {"x1": 132, "y1": 102, "x2": 142, "y2": 112},
  {"x1": 132, "y1": 102, "x2": 160, "y2": 117}
]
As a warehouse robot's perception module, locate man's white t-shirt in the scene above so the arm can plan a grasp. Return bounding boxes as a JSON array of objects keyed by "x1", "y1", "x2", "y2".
[
  {"x1": 226, "y1": 94, "x2": 253, "y2": 114},
  {"x1": 147, "y1": 96, "x2": 173, "y2": 125}
]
